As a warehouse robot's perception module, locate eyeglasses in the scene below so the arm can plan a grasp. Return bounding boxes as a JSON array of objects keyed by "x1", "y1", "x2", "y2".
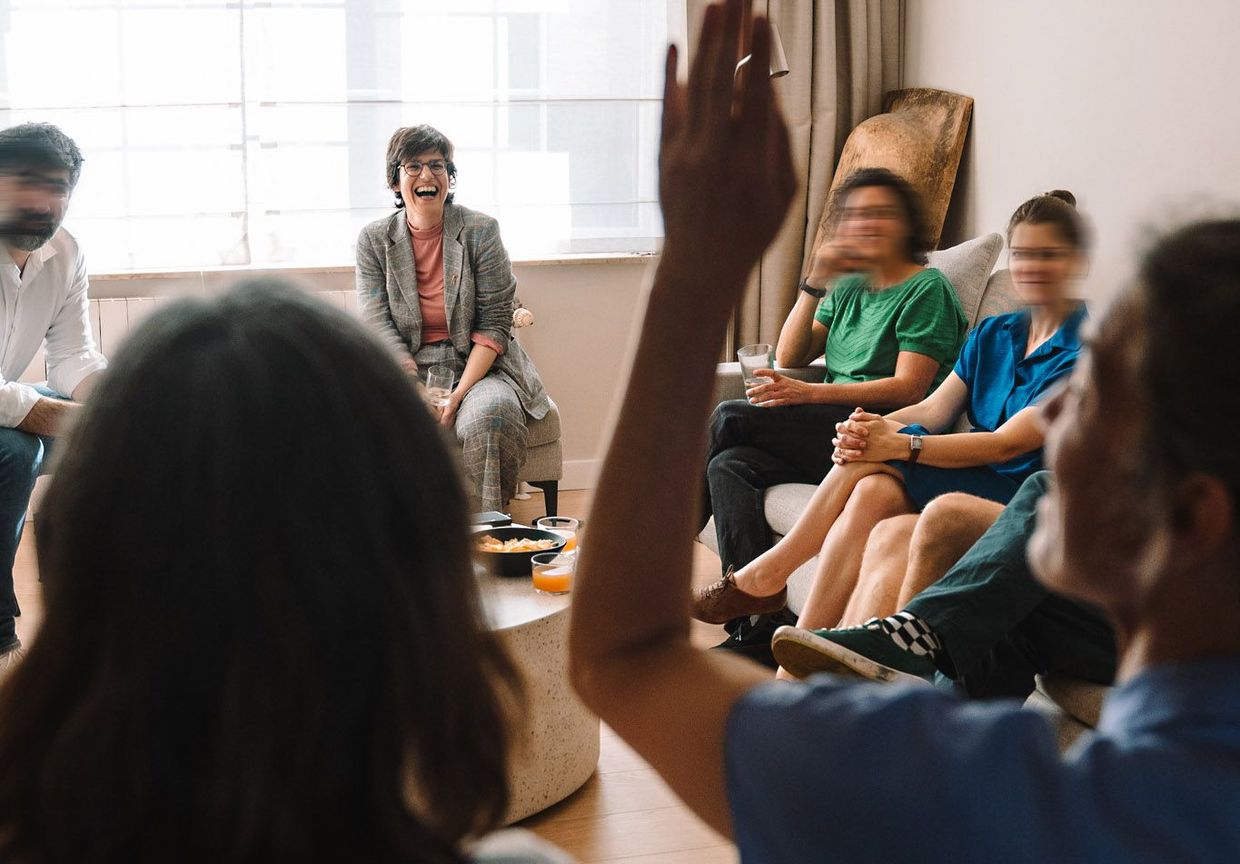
[
  {"x1": 840, "y1": 206, "x2": 902, "y2": 223},
  {"x1": 401, "y1": 160, "x2": 449, "y2": 177}
]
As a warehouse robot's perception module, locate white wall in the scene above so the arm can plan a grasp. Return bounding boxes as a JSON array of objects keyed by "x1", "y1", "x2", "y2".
[
  {"x1": 86, "y1": 258, "x2": 653, "y2": 490},
  {"x1": 904, "y1": 0, "x2": 1240, "y2": 300},
  {"x1": 510, "y1": 258, "x2": 652, "y2": 488}
]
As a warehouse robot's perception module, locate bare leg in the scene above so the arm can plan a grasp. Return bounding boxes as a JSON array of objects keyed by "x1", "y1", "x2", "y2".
[
  {"x1": 895, "y1": 493, "x2": 1004, "y2": 607},
  {"x1": 792, "y1": 474, "x2": 914, "y2": 631},
  {"x1": 837, "y1": 514, "x2": 920, "y2": 626},
  {"x1": 733, "y1": 461, "x2": 894, "y2": 597}
]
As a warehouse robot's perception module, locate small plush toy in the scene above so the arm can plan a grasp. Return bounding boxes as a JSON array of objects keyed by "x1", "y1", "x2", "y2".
[{"x1": 512, "y1": 304, "x2": 535, "y2": 328}]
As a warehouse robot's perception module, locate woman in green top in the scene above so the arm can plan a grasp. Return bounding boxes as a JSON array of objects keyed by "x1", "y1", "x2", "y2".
[{"x1": 701, "y1": 169, "x2": 967, "y2": 643}]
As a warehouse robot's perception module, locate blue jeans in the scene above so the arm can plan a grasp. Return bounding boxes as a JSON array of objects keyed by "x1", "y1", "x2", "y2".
[{"x1": 0, "y1": 386, "x2": 61, "y2": 648}]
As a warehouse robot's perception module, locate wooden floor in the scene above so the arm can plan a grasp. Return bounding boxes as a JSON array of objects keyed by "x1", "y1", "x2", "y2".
[{"x1": 11, "y1": 489, "x2": 738, "y2": 864}]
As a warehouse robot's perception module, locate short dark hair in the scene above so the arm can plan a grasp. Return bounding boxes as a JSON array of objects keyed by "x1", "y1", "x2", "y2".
[
  {"x1": 0, "y1": 122, "x2": 84, "y2": 189},
  {"x1": 0, "y1": 282, "x2": 519, "y2": 862},
  {"x1": 387, "y1": 125, "x2": 458, "y2": 208},
  {"x1": 1007, "y1": 189, "x2": 1090, "y2": 250},
  {"x1": 1131, "y1": 220, "x2": 1240, "y2": 504},
  {"x1": 831, "y1": 168, "x2": 931, "y2": 264}
]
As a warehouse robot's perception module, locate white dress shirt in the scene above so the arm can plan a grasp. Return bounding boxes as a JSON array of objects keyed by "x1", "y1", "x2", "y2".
[{"x1": 0, "y1": 228, "x2": 107, "y2": 428}]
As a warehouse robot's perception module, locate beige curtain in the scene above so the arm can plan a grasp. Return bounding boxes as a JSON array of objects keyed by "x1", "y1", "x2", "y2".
[{"x1": 686, "y1": 0, "x2": 903, "y2": 356}]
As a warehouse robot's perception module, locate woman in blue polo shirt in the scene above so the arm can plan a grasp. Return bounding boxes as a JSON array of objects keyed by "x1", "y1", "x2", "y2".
[{"x1": 692, "y1": 191, "x2": 1088, "y2": 631}]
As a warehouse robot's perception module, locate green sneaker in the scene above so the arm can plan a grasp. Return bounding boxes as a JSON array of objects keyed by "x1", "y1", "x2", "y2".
[{"x1": 771, "y1": 624, "x2": 937, "y2": 685}]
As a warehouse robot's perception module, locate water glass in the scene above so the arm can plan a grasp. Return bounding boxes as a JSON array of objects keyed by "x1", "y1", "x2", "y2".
[
  {"x1": 737, "y1": 343, "x2": 774, "y2": 386},
  {"x1": 536, "y1": 516, "x2": 580, "y2": 553},
  {"x1": 531, "y1": 552, "x2": 576, "y2": 595},
  {"x1": 425, "y1": 365, "x2": 455, "y2": 409}
]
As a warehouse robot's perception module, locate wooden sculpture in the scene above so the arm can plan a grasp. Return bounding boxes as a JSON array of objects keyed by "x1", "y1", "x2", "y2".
[{"x1": 813, "y1": 87, "x2": 973, "y2": 253}]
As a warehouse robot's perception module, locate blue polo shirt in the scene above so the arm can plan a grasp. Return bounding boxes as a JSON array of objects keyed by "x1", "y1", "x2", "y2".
[
  {"x1": 725, "y1": 660, "x2": 1240, "y2": 863},
  {"x1": 954, "y1": 305, "x2": 1086, "y2": 481}
]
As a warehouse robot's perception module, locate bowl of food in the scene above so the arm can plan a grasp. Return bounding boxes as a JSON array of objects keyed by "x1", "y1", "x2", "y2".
[{"x1": 474, "y1": 527, "x2": 568, "y2": 578}]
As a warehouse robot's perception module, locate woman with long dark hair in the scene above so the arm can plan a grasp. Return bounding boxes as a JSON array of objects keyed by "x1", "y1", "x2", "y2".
[{"x1": 0, "y1": 283, "x2": 566, "y2": 863}]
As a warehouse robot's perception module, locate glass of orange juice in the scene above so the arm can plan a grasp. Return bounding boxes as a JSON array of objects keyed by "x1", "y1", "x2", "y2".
[
  {"x1": 536, "y1": 516, "x2": 580, "y2": 553},
  {"x1": 531, "y1": 552, "x2": 576, "y2": 595}
]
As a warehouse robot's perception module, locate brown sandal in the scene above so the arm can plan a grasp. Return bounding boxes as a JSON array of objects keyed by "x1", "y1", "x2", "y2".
[{"x1": 691, "y1": 568, "x2": 788, "y2": 624}]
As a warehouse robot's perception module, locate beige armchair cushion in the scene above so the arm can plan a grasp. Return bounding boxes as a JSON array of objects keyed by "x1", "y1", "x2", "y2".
[{"x1": 926, "y1": 232, "x2": 1005, "y2": 327}]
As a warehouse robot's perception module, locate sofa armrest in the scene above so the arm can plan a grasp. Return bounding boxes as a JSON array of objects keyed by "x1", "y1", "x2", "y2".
[{"x1": 713, "y1": 360, "x2": 825, "y2": 406}]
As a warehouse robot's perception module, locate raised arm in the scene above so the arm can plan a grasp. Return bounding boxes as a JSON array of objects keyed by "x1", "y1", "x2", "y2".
[
  {"x1": 775, "y1": 239, "x2": 875, "y2": 368},
  {"x1": 569, "y1": 2, "x2": 795, "y2": 836},
  {"x1": 774, "y1": 289, "x2": 828, "y2": 368}
]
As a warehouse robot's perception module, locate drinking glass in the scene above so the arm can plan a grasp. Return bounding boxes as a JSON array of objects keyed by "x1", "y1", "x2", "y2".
[
  {"x1": 425, "y1": 365, "x2": 455, "y2": 410},
  {"x1": 536, "y1": 516, "x2": 580, "y2": 553},
  {"x1": 737, "y1": 343, "x2": 774, "y2": 386},
  {"x1": 531, "y1": 552, "x2": 576, "y2": 595}
]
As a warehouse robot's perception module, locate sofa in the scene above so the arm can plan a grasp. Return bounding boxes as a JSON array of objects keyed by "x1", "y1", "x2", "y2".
[{"x1": 696, "y1": 233, "x2": 1107, "y2": 746}]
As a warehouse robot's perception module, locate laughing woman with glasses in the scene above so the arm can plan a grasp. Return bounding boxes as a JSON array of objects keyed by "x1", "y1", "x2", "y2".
[{"x1": 356, "y1": 125, "x2": 550, "y2": 513}]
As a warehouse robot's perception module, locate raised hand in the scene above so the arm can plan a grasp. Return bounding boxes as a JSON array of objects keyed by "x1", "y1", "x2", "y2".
[{"x1": 657, "y1": 0, "x2": 796, "y2": 305}]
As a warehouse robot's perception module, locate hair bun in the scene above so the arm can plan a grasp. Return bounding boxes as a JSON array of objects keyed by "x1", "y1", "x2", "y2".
[{"x1": 1045, "y1": 189, "x2": 1077, "y2": 208}]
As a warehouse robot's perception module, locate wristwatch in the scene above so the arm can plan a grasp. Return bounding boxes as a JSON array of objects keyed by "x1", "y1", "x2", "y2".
[
  {"x1": 908, "y1": 434, "x2": 923, "y2": 465},
  {"x1": 798, "y1": 278, "x2": 826, "y2": 299}
]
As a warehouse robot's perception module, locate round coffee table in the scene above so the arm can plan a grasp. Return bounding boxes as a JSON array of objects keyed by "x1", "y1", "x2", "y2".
[{"x1": 477, "y1": 566, "x2": 600, "y2": 823}]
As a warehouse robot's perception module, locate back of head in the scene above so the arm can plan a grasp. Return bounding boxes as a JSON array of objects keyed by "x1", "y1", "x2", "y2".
[
  {"x1": 0, "y1": 282, "x2": 515, "y2": 863},
  {"x1": 1135, "y1": 220, "x2": 1240, "y2": 501},
  {"x1": 1007, "y1": 189, "x2": 1090, "y2": 250}
]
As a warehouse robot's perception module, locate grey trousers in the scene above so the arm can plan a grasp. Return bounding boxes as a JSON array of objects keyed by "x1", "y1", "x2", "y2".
[{"x1": 414, "y1": 342, "x2": 529, "y2": 512}]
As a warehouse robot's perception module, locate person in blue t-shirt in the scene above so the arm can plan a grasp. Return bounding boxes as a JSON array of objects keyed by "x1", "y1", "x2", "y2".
[
  {"x1": 691, "y1": 192, "x2": 1088, "y2": 633},
  {"x1": 570, "y1": 8, "x2": 1240, "y2": 860}
]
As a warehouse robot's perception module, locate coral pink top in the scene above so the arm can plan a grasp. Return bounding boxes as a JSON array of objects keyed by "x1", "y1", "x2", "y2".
[{"x1": 409, "y1": 221, "x2": 451, "y2": 345}]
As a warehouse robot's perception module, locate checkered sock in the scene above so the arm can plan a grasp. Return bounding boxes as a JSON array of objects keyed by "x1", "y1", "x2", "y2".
[{"x1": 862, "y1": 612, "x2": 944, "y2": 660}]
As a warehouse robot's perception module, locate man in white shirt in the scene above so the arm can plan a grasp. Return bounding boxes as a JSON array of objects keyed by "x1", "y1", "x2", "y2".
[{"x1": 0, "y1": 123, "x2": 107, "y2": 670}]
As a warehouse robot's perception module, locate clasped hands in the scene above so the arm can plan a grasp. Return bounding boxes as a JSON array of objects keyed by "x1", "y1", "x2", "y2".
[{"x1": 831, "y1": 407, "x2": 908, "y2": 465}]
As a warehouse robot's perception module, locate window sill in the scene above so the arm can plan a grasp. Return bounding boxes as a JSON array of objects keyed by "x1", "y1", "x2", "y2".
[{"x1": 88, "y1": 251, "x2": 658, "y2": 283}]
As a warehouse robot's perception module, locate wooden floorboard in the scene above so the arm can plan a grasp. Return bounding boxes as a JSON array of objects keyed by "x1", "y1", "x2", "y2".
[{"x1": 12, "y1": 489, "x2": 737, "y2": 863}]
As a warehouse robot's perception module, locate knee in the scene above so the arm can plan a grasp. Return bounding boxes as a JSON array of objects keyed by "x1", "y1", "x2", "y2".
[
  {"x1": 709, "y1": 399, "x2": 752, "y2": 443},
  {"x1": 919, "y1": 492, "x2": 989, "y2": 539},
  {"x1": 0, "y1": 429, "x2": 43, "y2": 477},
  {"x1": 867, "y1": 515, "x2": 916, "y2": 559},
  {"x1": 458, "y1": 409, "x2": 525, "y2": 447},
  {"x1": 853, "y1": 473, "x2": 907, "y2": 510}
]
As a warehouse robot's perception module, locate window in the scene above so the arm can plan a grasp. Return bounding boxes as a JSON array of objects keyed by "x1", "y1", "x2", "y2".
[{"x1": 0, "y1": 0, "x2": 678, "y2": 271}]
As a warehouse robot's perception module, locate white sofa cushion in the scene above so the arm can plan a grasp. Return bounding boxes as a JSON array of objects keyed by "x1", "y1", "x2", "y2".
[{"x1": 927, "y1": 233, "x2": 1004, "y2": 327}]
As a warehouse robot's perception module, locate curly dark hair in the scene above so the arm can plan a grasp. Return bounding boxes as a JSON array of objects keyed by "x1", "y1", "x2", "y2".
[
  {"x1": 830, "y1": 168, "x2": 931, "y2": 264},
  {"x1": 386, "y1": 125, "x2": 458, "y2": 208},
  {"x1": 0, "y1": 122, "x2": 84, "y2": 189}
]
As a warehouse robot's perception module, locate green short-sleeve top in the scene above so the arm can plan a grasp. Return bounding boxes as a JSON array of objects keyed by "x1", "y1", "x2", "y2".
[{"x1": 813, "y1": 267, "x2": 968, "y2": 391}]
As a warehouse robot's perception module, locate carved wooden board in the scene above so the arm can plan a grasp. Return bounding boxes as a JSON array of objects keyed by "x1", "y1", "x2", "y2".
[{"x1": 812, "y1": 87, "x2": 973, "y2": 255}]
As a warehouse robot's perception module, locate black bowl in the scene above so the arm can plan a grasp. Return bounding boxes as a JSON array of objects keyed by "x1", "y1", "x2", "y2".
[{"x1": 474, "y1": 527, "x2": 567, "y2": 578}]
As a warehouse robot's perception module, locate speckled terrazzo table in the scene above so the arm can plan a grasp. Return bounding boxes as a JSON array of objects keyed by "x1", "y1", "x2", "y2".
[{"x1": 477, "y1": 568, "x2": 600, "y2": 823}]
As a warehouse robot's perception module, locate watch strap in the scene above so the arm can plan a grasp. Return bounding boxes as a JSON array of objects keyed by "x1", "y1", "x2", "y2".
[
  {"x1": 798, "y1": 278, "x2": 826, "y2": 299},
  {"x1": 908, "y1": 434, "x2": 923, "y2": 465}
]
